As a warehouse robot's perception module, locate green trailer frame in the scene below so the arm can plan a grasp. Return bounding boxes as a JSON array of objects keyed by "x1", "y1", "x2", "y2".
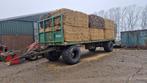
[
  {"x1": 38, "y1": 14, "x2": 64, "y2": 45},
  {"x1": 37, "y1": 14, "x2": 114, "y2": 46},
  {"x1": 34, "y1": 14, "x2": 115, "y2": 65}
]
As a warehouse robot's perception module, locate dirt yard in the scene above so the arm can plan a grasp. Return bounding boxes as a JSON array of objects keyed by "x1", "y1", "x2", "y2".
[{"x1": 0, "y1": 48, "x2": 147, "y2": 83}]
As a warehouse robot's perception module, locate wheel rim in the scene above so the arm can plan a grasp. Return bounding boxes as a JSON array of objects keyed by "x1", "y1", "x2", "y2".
[
  {"x1": 30, "y1": 55, "x2": 37, "y2": 59},
  {"x1": 71, "y1": 50, "x2": 78, "y2": 59}
]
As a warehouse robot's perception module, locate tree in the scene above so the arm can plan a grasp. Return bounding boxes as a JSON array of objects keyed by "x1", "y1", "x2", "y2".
[
  {"x1": 105, "y1": 7, "x2": 127, "y2": 40},
  {"x1": 125, "y1": 5, "x2": 141, "y2": 30},
  {"x1": 95, "y1": 5, "x2": 144, "y2": 40},
  {"x1": 95, "y1": 10, "x2": 108, "y2": 18},
  {"x1": 141, "y1": 6, "x2": 147, "y2": 29}
]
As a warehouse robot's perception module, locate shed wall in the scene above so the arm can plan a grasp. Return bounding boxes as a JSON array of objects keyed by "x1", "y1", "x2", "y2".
[
  {"x1": 0, "y1": 20, "x2": 34, "y2": 50},
  {"x1": 121, "y1": 30, "x2": 147, "y2": 49},
  {"x1": 0, "y1": 20, "x2": 34, "y2": 35}
]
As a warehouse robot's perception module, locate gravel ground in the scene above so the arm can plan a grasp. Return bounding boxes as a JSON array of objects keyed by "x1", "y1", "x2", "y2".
[{"x1": 0, "y1": 48, "x2": 147, "y2": 83}]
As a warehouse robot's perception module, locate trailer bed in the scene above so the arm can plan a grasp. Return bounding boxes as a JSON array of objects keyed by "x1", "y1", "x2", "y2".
[{"x1": 39, "y1": 39, "x2": 115, "y2": 46}]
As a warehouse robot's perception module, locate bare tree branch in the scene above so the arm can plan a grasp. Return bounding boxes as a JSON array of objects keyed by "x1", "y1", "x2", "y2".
[{"x1": 141, "y1": 6, "x2": 147, "y2": 29}]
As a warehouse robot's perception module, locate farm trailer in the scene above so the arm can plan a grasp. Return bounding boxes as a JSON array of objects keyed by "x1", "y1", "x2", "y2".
[{"x1": 28, "y1": 14, "x2": 115, "y2": 65}]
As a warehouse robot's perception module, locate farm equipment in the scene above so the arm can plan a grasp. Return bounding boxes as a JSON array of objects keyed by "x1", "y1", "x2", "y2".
[
  {"x1": 0, "y1": 42, "x2": 43, "y2": 65},
  {"x1": 0, "y1": 44, "x2": 23, "y2": 65},
  {"x1": 0, "y1": 44, "x2": 8, "y2": 62},
  {"x1": 1, "y1": 9, "x2": 116, "y2": 65},
  {"x1": 34, "y1": 14, "x2": 115, "y2": 65},
  {"x1": 0, "y1": 42, "x2": 56, "y2": 65}
]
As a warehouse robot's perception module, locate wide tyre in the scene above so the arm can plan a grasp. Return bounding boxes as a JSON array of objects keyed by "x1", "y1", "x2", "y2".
[
  {"x1": 26, "y1": 53, "x2": 38, "y2": 61},
  {"x1": 62, "y1": 46, "x2": 81, "y2": 65},
  {"x1": 104, "y1": 41, "x2": 113, "y2": 52}
]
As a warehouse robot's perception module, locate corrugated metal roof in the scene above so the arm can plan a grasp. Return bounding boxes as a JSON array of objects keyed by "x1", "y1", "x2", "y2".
[
  {"x1": 0, "y1": 11, "x2": 49, "y2": 22},
  {"x1": 121, "y1": 29, "x2": 147, "y2": 33}
]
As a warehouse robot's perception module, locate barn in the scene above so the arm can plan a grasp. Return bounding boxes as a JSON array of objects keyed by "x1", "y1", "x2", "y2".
[{"x1": 0, "y1": 12, "x2": 48, "y2": 50}]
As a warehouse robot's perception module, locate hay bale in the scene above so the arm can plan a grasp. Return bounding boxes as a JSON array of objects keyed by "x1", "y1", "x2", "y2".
[
  {"x1": 104, "y1": 19, "x2": 115, "y2": 29},
  {"x1": 41, "y1": 8, "x2": 89, "y2": 28},
  {"x1": 90, "y1": 28, "x2": 104, "y2": 40},
  {"x1": 104, "y1": 29, "x2": 115, "y2": 39},
  {"x1": 104, "y1": 19, "x2": 116, "y2": 39},
  {"x1": 63, "y1": 25, "x2": 90, "y2": 42},
  {"x1": 89, "y1": 15, "x2": 105, "y2": 29}
]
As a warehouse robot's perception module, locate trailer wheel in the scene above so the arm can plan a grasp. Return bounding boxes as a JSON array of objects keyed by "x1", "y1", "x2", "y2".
[
  {"x1": 26, "y1": 54, "x2": 38, "y2": 61},
  {"x1": 62, "y1": 46, "x2": 81, "y2": 65},
  {"x1": 104, "y1": 41, "x2": 113, "y2": 52},
  {"x1": 46, "y1": 51, "x2": 61, "y2": 61}
]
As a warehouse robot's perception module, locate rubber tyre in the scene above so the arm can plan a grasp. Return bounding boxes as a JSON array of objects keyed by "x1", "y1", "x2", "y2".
[
  {"x1": 62, "y1": 46, "x2": 81, "y2": 65},
  {"x1": 46, "y1": 51, "x2": 61, "y2": 61},
  {"x1": 104, "y1": 41, "x2": 113, "y2": 52},
  {"x1": 88, "y1": 47, "x2": 96, "y2": 52},
  {"x1": 26, "y1": 54, "x2": 38, "y2": 61}
]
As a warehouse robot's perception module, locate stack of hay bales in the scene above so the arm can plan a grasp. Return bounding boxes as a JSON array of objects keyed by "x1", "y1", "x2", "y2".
[
  {"x1": 39, "y1": 8, "x2": 116, "y2": 42},
  {"x1": 88, "y1": 15, "x2": 115, "y2": 41},
  {"x1": 89, "y1": 15, "x2": 105, "y2": 40},
  {"x1": 104, "y1": 19, "x2": 115, "y2": 39},
  {"x1": 40, "y1": 8, "x2": 90, "y2": 42}
]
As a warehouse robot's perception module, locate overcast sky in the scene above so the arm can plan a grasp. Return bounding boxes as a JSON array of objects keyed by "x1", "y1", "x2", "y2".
[{"x1": 0, "y1": 0, "x2": 146, "y2": 19}]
